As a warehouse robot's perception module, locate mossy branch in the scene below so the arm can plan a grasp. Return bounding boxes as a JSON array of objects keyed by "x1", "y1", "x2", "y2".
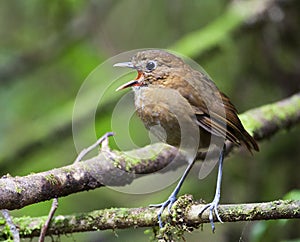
[
  {"x1": 0, "y1": 93, "x2": 300, "y2": 210},
  {"x1": 0, "y1": 196, "x2": 299, "y2": 239}
]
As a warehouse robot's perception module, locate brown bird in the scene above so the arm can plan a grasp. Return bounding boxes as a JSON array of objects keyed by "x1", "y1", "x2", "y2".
[{"x1": 114, "y1": 49, "x2": 259, "y2": 231}]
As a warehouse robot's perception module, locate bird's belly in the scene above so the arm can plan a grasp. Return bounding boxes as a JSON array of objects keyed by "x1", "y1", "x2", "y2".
[
  {"x1": 133, "y1": 87, "x2": 209, "y2": 148},
  {"x1": 136, "y1": 101, "x2": 182, "y2": 145}
]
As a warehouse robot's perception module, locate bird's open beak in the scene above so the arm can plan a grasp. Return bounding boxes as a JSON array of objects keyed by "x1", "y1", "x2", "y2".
[
  {"x1": 113, "y1": 62, "x2": 134, "y2": 68},
  {"x1": 115, "y1": 79, "x2": 140, "y2": 91},
  {"x1": 114, "y1": 61, "x2": 144, "y2": 91}
]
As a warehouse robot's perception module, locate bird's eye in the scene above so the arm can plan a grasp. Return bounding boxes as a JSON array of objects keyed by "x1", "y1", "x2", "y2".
[{"x1": 146, "y1": 61, "x2": 157, "y2": 71}]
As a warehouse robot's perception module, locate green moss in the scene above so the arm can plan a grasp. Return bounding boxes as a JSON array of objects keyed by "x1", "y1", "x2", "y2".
[
  {"x1": 0, "y1": 219, "x2": 6, "y2": 225},
  {"x1": 117, "y1": 208, "x2": 130, "y2": 217},
  {"x1": 14, "y1": 216, "x2": 46, "y2": 236},
  {"x1": 61, "y1": 167, "x2": 73, "y2": 173},
  {"x1": 53, "y1": 215, "x2": 70, "y2": 228},
  {"x1": 15, "y1": 185, "x2": 23, "y2": 194},
  {"x1": 260, "y1": 104, "x2": 290, "y2": 124},
  {"x1": 0, "y1": 225, "x2": 13, "y2": 240},
  {"x1": 152, "y1": 195, "x2": 195, "y2": 241},
  {"x1": 112, "y1": 151, "x2": 143, "y2": 172},
  {"x1": 44, "y1": 174, "x2": 59, "y2": 185},
  {"x1": 240, "y1": 94, "x2": 300, "y2": 137},
  {"x1": 239, "y1": 113, "x2": 261, "y2": 135}
]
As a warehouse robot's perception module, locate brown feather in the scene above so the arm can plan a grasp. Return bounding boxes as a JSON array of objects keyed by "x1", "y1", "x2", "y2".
[{"x1": 166, "y1": 69, "x2": 259, "y2": 153}]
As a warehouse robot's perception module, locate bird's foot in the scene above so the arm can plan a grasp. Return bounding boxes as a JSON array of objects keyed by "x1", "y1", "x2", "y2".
[
  {"x1": 150, "y1": 193, "x2": 177, "y2": 228},
  {"x1": 198, "y1": 197, "x2": 223, "y2": 233}
]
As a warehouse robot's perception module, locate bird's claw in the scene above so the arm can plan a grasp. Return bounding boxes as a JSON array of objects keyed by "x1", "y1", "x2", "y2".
[
  {"x1": 150, "y1": 194, "x2": 177, "y2": 228},
  {"x1": 198, "y1": 199, "x2": 223, "y2": 233}
]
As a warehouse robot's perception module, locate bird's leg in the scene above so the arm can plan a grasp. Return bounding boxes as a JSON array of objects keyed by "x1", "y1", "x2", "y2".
[
  {"x1": 198, "y1": 144, "x2": 226, "y2": 232},
  {"x1": 150, "y1": 159, "x2": 196, "y2": 228}
]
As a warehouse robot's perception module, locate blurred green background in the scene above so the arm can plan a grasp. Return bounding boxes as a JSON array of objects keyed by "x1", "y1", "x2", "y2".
[{"x1": 0, "y1": 0, "x2": 299, "y2": 241}]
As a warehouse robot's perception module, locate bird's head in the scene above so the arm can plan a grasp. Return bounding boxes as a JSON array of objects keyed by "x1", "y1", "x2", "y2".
[{"x1": 114, "y1": 50, "x2": 185, "y2": 91}]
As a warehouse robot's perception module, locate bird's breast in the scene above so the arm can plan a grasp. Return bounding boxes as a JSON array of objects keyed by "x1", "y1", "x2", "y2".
[{"x1": 133, "y1": 86, "x2": 202, "y2": 147}]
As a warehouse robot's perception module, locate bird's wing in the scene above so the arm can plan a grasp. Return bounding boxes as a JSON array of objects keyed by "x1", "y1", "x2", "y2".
[{"x1": 170, "y1": 71, "x2": 258, "y2": 152}]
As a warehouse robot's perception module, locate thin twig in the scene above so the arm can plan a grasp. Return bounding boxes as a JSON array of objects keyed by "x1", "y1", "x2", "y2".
[
  {"x1": 74, "y1": 132, "x2": 114, "y2": 163},
  {"x1": 1, "y1": 209, "x2": 20, "y2": 242},
  {"x1": 38, "y1": 198, "x2": 58, "y2": 242}
]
